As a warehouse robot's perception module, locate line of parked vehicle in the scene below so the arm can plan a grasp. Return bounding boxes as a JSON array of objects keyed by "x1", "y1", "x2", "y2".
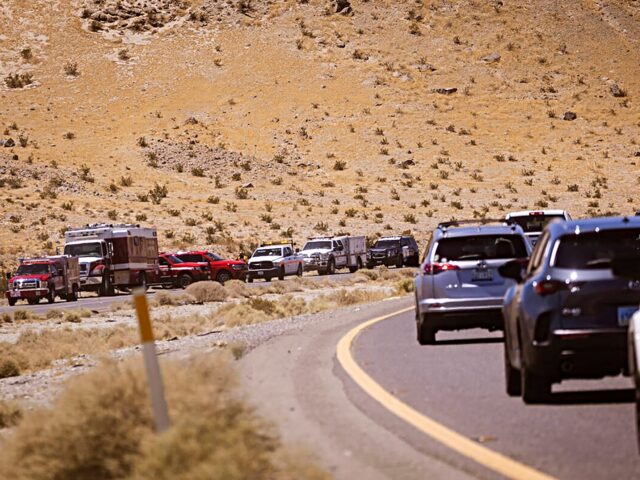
[
  {"x1": 4, "y1": 223, "x2": 422, "y2": 306},
  {"x1": 413, "y1": 209, "x2": 640, "y2": 449}
]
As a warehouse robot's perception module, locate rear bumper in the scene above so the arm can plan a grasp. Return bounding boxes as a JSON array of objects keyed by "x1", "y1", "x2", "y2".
[
  {"x1": 525, "y1": 329, "x2": 628, "y2": 379},
  {"x1": 418, "y1": 297, "x2": 504, "y2": 330},
  {"x1": 419, "y1": 296, "x2": 505, "y2": 313}
]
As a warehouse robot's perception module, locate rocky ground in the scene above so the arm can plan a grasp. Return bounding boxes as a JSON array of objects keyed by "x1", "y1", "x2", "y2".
[{"x1": 0, "y1": 0, "x2": 638, "y2": 268}]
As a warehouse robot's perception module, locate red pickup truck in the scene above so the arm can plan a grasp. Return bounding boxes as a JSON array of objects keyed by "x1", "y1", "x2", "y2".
[
  {"x1": 175, "y1": 251, "x2": 247, "y2": 283},
  {"x1": 158, "y1": 253, "x2": 211, "y2": 289}
]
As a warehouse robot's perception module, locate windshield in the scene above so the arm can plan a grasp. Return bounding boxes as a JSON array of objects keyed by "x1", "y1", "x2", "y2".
[
  {"x1": 252, "y1": 248, "x2": 282, "y2": 257},
  {"x1": 434, "y1": 235, "x2": 528, "y2": 261},
  {"x1": 204, "y1": 252, "x2": 223, "y2": 261},
  {"x1": 304, "y1": 241, "x2": 331, "y2": 250},
  {"x1": 373, "y1": 239, "x2": 400, "y2": 249},
  {"x1": 554, "y1": 229, "x2": 640, "y2": 269},
  {"x1": 16, "y1": 264, "x2": 50, "y2": 275},
  {"x1": 508, "y1": 215, "x2": 564, "y2": 233},
  {"x1": 64, "y1": 242, "x2": 103, "y2": 258}
]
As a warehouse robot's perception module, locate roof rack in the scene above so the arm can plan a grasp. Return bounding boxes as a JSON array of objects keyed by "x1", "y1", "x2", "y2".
[{"x1": 437, "y1": 218, "x2": 512, "y2": 230}]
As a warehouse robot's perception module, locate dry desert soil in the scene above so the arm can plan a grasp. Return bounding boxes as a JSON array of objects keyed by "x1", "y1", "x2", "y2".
[{"x1": 1, "y1": 0, "x2": 639, "y2": 266}]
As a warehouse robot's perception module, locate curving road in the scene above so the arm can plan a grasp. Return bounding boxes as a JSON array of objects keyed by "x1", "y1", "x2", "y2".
[
  {"x1": 351, "y1": 308, "x2": 640, "y2": 479},
  {"x1": 241, "y1": 297, "x2": 640, "y2": 479}
]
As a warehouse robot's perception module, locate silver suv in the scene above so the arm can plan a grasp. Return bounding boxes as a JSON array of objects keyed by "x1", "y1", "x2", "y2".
[
  {"x1": 500, "y1": 216, "x2": 640, "y2": 404},
  {"x1": 414, "y1": 220, "x2": 532, "y2": 345}
]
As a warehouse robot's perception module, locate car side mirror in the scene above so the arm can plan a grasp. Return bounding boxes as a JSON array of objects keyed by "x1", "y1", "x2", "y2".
[
  {"x1": 498, "y1": 260, "x2": 524, "y2": 283},
  {"x1": 611, "y1": 257, "x2": 640, "y2": 280}
]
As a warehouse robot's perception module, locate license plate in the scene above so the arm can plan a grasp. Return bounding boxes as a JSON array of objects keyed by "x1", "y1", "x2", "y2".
[
  {"x1": 257, "y1": 271, "x2": 264, "y2": 276},
  {"x1": 617, "y1": 306, "x2": 638, "y2": 326},
  {"x1": 472, "y1": 270, "x2": 492, "y2": 281},
  {"x1": 10, "y1": 291, "x2": 20, "y2": 298}
]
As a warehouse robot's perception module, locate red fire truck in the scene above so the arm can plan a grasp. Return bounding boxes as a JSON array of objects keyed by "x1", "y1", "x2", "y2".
[
  {"x1": 63, "y1": 224, "x2": 160, "y2": 296},
  {"x1": 6, "y1": 256, "x2": 80, "y2": 306}
]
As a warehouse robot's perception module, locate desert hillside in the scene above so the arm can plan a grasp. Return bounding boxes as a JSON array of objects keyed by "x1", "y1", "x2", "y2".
[{"x1": 1, "y1": 0, "x2": 638, "y2": 266}]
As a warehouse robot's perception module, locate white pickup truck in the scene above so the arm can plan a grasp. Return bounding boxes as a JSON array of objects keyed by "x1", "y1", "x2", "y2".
[
  {"x1": 300, "y1": 236, "x2": 367, "y2": 275},
  {"x1": 247, "y1": 243, "x2": 304, "y2": 283}
]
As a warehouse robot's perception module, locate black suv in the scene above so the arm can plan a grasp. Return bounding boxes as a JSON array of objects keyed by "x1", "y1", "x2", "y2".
[{"x1": 367, "y1": 235, "x2": 420, "y2": 268}]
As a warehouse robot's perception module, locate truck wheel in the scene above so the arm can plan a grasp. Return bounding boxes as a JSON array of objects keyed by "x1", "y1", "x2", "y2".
[
  {"x1": 28, "y1": 298, "x2": 39, "y2": 305},
  {"x1": 504, "y1": 343, "x2": 522, "y2": 396},
  {"x1": 178, "y1": 274, "x2": 192, "y2": 289},
  {"x1": 278, "y1": 267, "x2": 285, "y2": 281},
  {"x1": 327, "y1": 259, "x2": 336, "y2": 275},
  {"x1": 216, "y1": 270, "x2": 231, "y2": 284},
  {"x1": 247, "y1": 275, "x2": 254, "y2": 283},
  {"x1": 100, "y1": 274, "x2": 114, "y2": 297},
  {"x1": 46, "y1": 288, "x2": 55, "y2": 304},
  {"x1": 296, "y1": 264, "x2": 303, "y2": 277},
  {"x1": 8, "y1": 298, "x2": 16, "y2": 307},
  {"x1": 395, "y1": 255, "x2": 404, "y2": 268},
  {"x1": 66, "y1": 285, "x2": 79, "y2": 302}
]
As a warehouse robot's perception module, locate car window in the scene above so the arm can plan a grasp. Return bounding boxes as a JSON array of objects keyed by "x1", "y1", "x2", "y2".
[
  {"x1": 526, "y1": 232, "x2": 549, "y2": 275},
  {"x1": 253, "y1": 248, "x2": 282, "y2": 257},
  {"x1": 553, "y1": 229, "x2": 640, "y2": 269},
  {"x1": 509, "y1": 214, "x2": 565, "y2": 233},
  {"x1": 434, "y1": 234, "x2": 528, "y2": 261},
  {"x1": 284, "y1": 247, "x2": 293, "y2": 256},
  {"x1": 159, "y1": 258, "x2": 169, "y2": 266},
  {"x1": 304, "y1": 241, "x2": 331, "y2": 250},
  {"x1": 374, "y1": 239, "x2": 400, "y2": 249},
  {"x1": 178, "y1": 254, "x2": 200, "y2": 262}
]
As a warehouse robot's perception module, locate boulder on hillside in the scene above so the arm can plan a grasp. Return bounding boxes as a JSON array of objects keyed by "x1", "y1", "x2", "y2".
[
  {"x1": 563, "y1": 111, "x2": 577, "y2": 121},
  {"x1": 481, "y1": 52, "x2": 501, "y2": 63},
  {"x1": 610, "y1": 82, "x2": 627, "y2": 98}
]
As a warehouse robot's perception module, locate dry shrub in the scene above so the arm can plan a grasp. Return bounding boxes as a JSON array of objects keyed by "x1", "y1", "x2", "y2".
[
  {"x1": 0, "y1": 400, "x2": 22, "y2": 428},
  {"x1": 223, "y1": 279, "x2": 253, "y2": 298},
  {"x1": 151, "y1": 291, "x2": 195, "y2": 307},
  {"x1": 153, "y1": 313, "x2": 217, "y2": 340},
  {"x1": 185, "y1": 281, "x2": 228, "y2": 303},
  {"x1": 12, "y1": 309, "x2": 31, "y2": 322},
  {"x1": 0, "y1": 358, "x2": 20, "y2": 379},
  {"x1": 218, "y1": 295, "x2": 307, "y2": 328},
  {"x1": 0, "y1": 327, "x2": 137, "y2": 377},
  {"x1": 307, "y1": 288, "x2": 388, "y2": 313},
  {"x1": 395, "y1": 277, "x2": 415, "y2": 294},
  {"x1": 0, "y1": 356, "x2": 327, "y2": 480},
  {"x1": 46, "y1": 309, "x2": 63, "y2": 320}
]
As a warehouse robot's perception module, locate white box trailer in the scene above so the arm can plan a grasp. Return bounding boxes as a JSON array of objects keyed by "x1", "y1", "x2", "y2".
[
  {"x1": 300, "y1": 235, "x2": 367, "y2": 275},
  {"x1": 63, "y1": 223, "x2": 159, "y2": 296}
]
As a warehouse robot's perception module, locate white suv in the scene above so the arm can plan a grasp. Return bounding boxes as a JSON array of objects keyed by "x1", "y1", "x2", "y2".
[{"x1": 505, "y1": 210, "x2": 571, "y2": 246}]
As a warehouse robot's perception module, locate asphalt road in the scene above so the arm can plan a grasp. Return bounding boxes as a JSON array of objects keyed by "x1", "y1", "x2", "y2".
[
  {"x1": 353, "y1": 309, "x2": 640, "y2": 479},
  {"x1": 0, "y1": 272, "x2": 357, "y2": 315}
]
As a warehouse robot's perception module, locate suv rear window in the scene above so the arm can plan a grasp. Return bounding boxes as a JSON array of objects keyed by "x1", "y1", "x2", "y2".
[
  {"x1": 509, "y1": 214, "x2": 564, "y2": 233},
  {"x1": 554, "y1": 229, "x2": 640, "y2": 269},
  {"x1": 434, "y1": 235, "x2": 528, "y2": 261}
]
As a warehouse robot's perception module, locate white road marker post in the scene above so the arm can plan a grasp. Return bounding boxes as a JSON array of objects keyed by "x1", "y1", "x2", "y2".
[{"x1": 133, "y1": 288, "x2": 170, "y2": 433}]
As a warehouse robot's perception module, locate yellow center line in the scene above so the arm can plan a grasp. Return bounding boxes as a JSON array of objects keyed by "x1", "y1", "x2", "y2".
[{"x1": 336, "y1": 307, "x2": 556, "y2": 480}]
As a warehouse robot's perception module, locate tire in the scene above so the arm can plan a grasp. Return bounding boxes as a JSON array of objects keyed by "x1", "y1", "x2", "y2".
[
  {"x1": 416, "y1": 311, "x2": 436, "y2": 345},
  {"x1": 521, "y1": 366, "x2": 551, "y2": 404},
  {"x1": 504, "y1": 343, "x2": 522, "y2": 396},
  {"x1": 247, "y1": 275, "x2": 254, "y2": 283},
  {"x1": 278, "y1": 267, "x2": 285, "y2": 281},
  {"x1": 8, "y1": 298, "x2": 16, "y2": 307},
  {"x1": 395, "y1": 255, "x2": 404, "y2": 268},
  {"x1": 216, "y1": 270, "x2": 232, "y2": 284},
  {"x1": 296, "y1": 264, "x2": 303, "y2": 277},
  {"x1": 66, "y1": 285, "x2": 79, "y2": 302},
  {"x1": 28, "y1": 298, "x2": 38, "y2": 305},
  {"x1": 139, "y1": 273, "x2": 148, "y2": 291},
  {"x1": 318, "y1": 269, "x2": 327, "y2": 276},
  {"x1": 99, "y1": 273, "x2": 114, "y2": 297},
  {"x1": 348, "y1": 266, "x2": 358, "y2": 273},
  {"x1": 46, "y1": 287, "x2": 55, "y2": 304},
  {"x1": 178, "y1": 274, "x2": 192, "y2": 289},
  {"x1": 327, "y1": 259, "x2": 336, "y2": 275}
]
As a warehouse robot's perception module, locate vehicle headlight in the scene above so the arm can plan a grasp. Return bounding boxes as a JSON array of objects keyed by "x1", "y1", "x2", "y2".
[
  {"x1": 387, "y1": 251, "x2": 393, "y2": 257},
  {"x1": 39, "y1": 280, "x2": 47, "y2": 288},
  {"x1": 231, "y1": 264, "x2": 245, "y2": 270},
  {"x1": 320, "y1": 253, "x2": 329, "y2": 259}
]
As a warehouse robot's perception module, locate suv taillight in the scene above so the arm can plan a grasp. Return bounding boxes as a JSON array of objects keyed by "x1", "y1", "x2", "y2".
[
  {"x1": 423, "y1": 263, "x2": 459, "y2": 275},
  {"x1": 534, "y1": 279, "x2": 567, "y2": 296}
]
